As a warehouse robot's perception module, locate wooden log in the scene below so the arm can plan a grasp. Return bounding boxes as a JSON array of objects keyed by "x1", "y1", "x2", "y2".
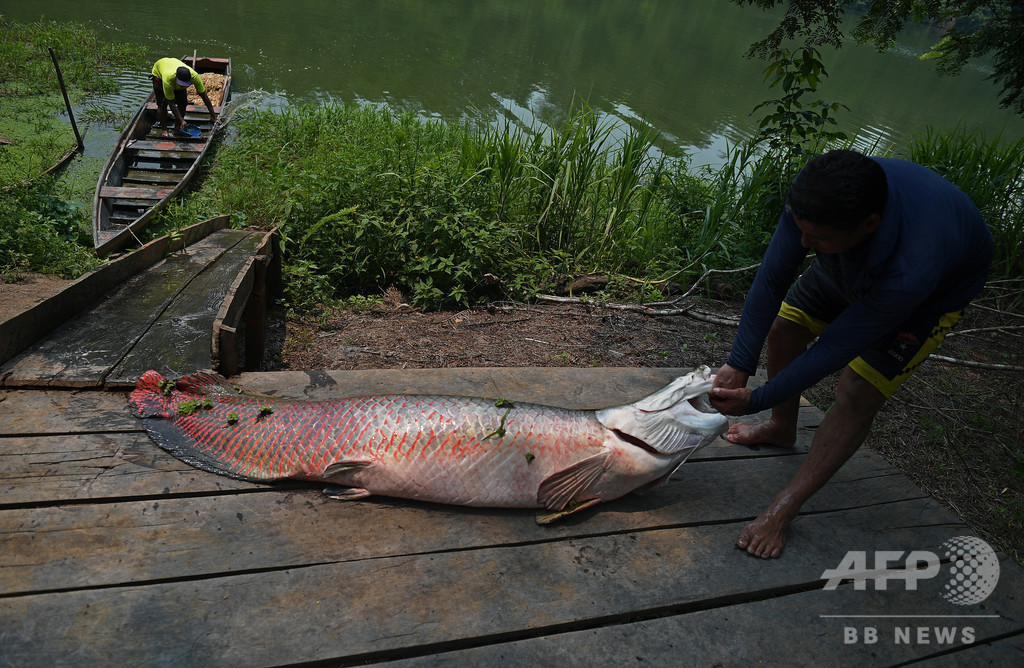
[
  {"x1": 0, "y1": 215, "x2": 229, "y2": 368},
  {"x1": 0, "y1": 448, "x2": 924, "y2": 594},
  {"x1": 0, "y1": 499, "x2": 990, "y2": 666}
]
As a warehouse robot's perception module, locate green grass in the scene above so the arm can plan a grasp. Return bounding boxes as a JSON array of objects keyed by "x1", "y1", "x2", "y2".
[
  {"x1": 899, "y1": 125, "x2": 1024, "y2": 279},
  {"x1": 159, "y1": 102, "x2": 805, "y2": 310}
]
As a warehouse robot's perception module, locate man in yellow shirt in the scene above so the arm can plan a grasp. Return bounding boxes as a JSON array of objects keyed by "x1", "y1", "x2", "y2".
[{"x1": 150, "y1": 57, "x2": 218, "y2": 136}]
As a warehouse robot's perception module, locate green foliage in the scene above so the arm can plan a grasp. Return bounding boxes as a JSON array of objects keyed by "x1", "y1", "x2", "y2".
[
  {"x1": 752, "y1": 46, "x2": 848, "y2": 162},
  {"x1": 168, "y1": 101, "x2": 718, "y2": 310},
  {"x1": 736, "y1": 0, "x2": 1024, "y2": 116},
  {"x1": 0, "y1": 17, "x2": 146, "y2": 98},
  {"x1": 899, "y1": 126, "x2": 1024, "y2": 279},
  {"x1": 0, "y1": 18, "x2": 147, "y2": 185},
  {"x1": 0, "y1": 182, "x2": 100, "y2": 280}
]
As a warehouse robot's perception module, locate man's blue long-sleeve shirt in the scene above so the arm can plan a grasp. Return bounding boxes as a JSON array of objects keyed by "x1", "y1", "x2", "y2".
[{"x1": 727, "y1": 158, "x2": 993, "y2": 415}]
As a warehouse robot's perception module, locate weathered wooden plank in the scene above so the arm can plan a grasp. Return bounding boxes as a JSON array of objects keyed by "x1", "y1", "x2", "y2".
[
  {"x1": 0, "y1": 389, "x2": 134, "y2": 435},
  {"x1": 381, "y1": 556, "x2": 1024, "y2": 667},
  {"x1": 98, "y1": 185, "x2": 165, "y2": 199},
  {"x1": 915, "y1": 632, "x2": 1024, "y2": 667},
  {"x1": 211, "y1": 257, "x2": 255, "y2": 375},
  {"x1": 0, "y1": 499, "x2": 977, "y2": 667},
  {"x1": 0, "y1": 230, "x2": 248, "y2": 388},
  {"x1": 0, "y1": 448, "x2": 924, "y2": 594},
  {"x1": 0, "y1": 216, "x2": 229, "y2": 368},
  {"x1": 105, "y1": 231, "x2": 265, "y2": 386},
  {"x1": 126, "y1": 140, "x2": 205, "y2": 153},
  {"x1": 0, "y1": 433, "x2": 259, "y2": 505}
]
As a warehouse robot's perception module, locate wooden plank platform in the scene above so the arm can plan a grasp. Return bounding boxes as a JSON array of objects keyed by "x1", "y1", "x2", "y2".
[
  {"x1": 0, "y1": 227, "x2": 274, "y2": 389},
  {"x1": 1, "y1": 368, "x2": 1020, "y2": 666}
]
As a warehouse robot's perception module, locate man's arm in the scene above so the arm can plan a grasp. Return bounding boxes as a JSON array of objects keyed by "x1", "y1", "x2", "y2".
[{"x1": 198, "y1": 91, "x2": 218, "y2": 124}]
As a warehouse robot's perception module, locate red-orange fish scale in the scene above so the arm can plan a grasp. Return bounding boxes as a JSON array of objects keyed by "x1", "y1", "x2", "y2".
[{"x1": 154, "y1": 389, "x2": 608, "y2": 503}]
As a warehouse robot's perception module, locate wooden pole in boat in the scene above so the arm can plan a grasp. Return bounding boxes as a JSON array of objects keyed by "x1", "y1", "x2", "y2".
[{"x1": 47, "y1": 47, "x2": 84, "y2": 152}]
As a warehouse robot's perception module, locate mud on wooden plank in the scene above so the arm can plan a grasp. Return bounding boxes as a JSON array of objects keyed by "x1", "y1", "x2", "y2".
[
  {"x1": 0, "y1": 449, "x2": 926, "y2": 595},
  {"x1": 0, "y1": 229, "x2": 249, "y2": 388},
  {"x1": 382, "y1": 555, "x2": 1024, "y2": 667},
  {"x1": 0, "y1": 499, "x2": 973, "y2": 667}
]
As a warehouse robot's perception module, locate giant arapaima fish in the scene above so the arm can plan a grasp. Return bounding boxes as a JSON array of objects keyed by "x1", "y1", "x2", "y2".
[{"x1": 129, "y1": 367, "x2": 728, "y2": 523}]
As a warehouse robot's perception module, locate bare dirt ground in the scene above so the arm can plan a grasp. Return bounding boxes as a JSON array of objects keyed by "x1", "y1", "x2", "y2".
[
  {"x1": 2, "y1": 275, "x2": 1022, "y2": 562},
  {"x1": 0, "y1": 273, "x2": 70, "y2": 314},
  {"x1": 268, "y1": 288, "x2": 1024, "y2": 564}
]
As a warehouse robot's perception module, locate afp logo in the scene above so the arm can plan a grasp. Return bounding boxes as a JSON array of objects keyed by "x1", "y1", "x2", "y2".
[{"x1": 820, "y1": 536, "x2": 1001, "y2": 605}]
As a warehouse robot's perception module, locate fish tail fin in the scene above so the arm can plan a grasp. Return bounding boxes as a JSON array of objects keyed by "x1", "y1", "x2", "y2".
[
  {"x1": 129, "y1": 370, "x2": 262, "y2": 482},
  {"x1": 596, "y1": 366, "x2": 729, "y2": 456},
  {"x1": 129, "y1": 370, "x2": 237, "y2": 419}
]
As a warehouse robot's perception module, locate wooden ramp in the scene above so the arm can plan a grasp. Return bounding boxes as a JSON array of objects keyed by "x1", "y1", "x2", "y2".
[
  {"x1": 0, "y1": 217, "x2": 279, "y2": 389},
  {"x1": 1, "y1": 368, "x2": 1021, "y2": 666}
]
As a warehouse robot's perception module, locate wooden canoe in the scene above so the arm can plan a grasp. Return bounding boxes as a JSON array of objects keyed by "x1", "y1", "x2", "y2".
[{"x1": 93, "y1": 56, "x2": 231, "y2": 257}]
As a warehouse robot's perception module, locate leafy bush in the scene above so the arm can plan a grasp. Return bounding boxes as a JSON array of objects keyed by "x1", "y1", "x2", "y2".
[{"x1": 0, "y1": 184, "x2": 100, "y2": 280}]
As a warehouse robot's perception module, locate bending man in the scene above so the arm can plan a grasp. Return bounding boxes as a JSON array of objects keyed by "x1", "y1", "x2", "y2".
[
  {"x1": 709, "y1": 149, "x2": 992, "y2": 559},
  {"x1": 150, "y1": 57, "x2": 218, "y2": 136}
]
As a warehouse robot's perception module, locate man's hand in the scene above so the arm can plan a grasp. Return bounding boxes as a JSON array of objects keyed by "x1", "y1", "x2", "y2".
[
  {"x1": 709, "y1": 386, "x2": 753, "y2": 416},
  {"x1": 709, "y1": 363, "x2": 752, "y2": 415},
  {"x1": 712, "y1": 363, "x2": 749, "y2": 391}
]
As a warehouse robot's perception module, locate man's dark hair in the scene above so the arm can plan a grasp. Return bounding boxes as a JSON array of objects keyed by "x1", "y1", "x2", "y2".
[{"x1": 787, "y1": 150, "x2": 888, "y2": 231}]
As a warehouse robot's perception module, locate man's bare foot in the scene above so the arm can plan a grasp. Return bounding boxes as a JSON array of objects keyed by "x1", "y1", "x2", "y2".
[
  {"x1": 724, "y1": 418, "x2": 796, "y2": 448},
  {"x1": 736, "y1": 510, "x2": 791, "y2": 559}
]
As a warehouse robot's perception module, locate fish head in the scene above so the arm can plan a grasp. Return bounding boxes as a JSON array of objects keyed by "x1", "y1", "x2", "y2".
[{"x1": 595, "y1": 366, "x2": 729, "y2": 457}]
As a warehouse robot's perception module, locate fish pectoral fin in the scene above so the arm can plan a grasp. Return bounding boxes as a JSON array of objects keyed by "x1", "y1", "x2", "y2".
[
  {"x1": 323, "y1": 486, "x2": 371, "y2": 500},
  {"x1": 322, "y1": 460, "x2": 373, "y2": 479},
  {"x1": 535, "y1": 498, "x2": 601, "y2": 525},
  {"x1": 537, "y1": 452, "x2": 611, "y2": 512}
]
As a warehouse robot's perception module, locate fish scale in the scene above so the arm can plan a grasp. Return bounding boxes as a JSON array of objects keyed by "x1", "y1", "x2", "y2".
[{"x1": 130, "y1": 368, "x2": 728, "y2": 522}]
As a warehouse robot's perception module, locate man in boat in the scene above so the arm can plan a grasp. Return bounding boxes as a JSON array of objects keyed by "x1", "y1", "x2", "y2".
[
  {"x1": 708, "y1": 149, "x2": 992, "y2": 559},
  {"x1": 150, "y1": 57, "x2": 218, "y2": 137}
]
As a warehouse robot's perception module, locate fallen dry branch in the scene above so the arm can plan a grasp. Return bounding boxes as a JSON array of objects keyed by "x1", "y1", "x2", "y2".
[
  {"x1": 928, "y1": 354, "x2": 1024, "y2": 372},
  {"x1": 534, "y1": 294, "x2": 741, "y2": 327},
  {"x1": 947, "y1": 324, "x2": 1024, "y2": 338}
]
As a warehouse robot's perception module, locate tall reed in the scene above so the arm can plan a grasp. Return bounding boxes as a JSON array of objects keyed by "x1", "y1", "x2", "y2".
[{"x1": 901, "y1": 126, "x2": 1024, "y2": 279}]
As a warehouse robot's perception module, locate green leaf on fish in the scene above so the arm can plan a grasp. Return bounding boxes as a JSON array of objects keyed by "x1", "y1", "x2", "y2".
[
  {"x1": 157, "y1": 379, "x2": 174, "y2": 396},
  {"x1": 525, "y1": 452, "x2": 535, "y2": 463},
  {"x1": 227, "y1": 412, "x2": 239, "y2": 425},
  {"x1": 255, "y1": 405, "x2": 274, "y2": 422},
  {"x1": 483, "y1": 399, "x2": 514, "y2": 440},
  {"x1": 177, "y1": 398, "x2": 215, "y2": 417}
]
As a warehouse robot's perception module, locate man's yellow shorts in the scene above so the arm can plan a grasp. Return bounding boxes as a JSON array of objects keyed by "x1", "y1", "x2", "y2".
[{"x1": 778, "y1": 301, "x2": 961, "y2": 399}]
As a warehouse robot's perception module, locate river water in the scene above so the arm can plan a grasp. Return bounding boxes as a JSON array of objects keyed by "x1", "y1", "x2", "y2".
[{"x1": 5, "y1": 0, "x2": 1023, "y2": 166}]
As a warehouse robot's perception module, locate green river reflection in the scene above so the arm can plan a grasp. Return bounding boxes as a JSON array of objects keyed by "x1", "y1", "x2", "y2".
[{"x1": 3, "y1": 0, "x2": 1022, "y2": 166}]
